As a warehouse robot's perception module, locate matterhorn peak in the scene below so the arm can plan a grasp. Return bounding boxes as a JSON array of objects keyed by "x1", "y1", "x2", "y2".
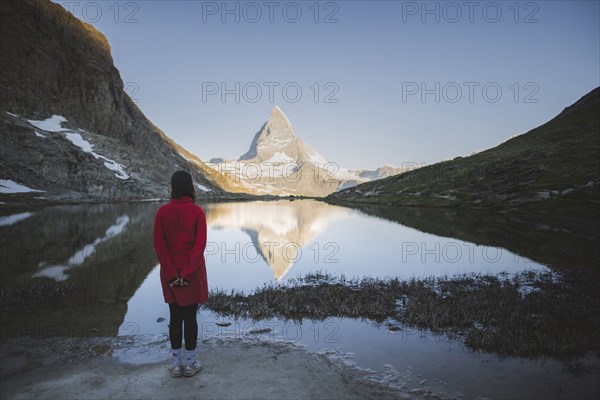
[
  {"x1": 270, "y1": 105, "x2": 294, "y2": 130},
  {"x1": 215, "y1": 106, "x2": 403, "y2": 196},
  {"x1": 239, "y1": 106, "x2": 298, "y2": 161}
]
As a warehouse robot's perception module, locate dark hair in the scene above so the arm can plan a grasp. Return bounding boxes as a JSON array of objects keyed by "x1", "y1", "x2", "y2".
[{"x1": 170, "y1": 170, "x2": 196, "y2": 201}]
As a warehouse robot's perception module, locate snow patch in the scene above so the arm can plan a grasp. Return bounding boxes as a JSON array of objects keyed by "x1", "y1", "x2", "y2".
[
  {"x1": 332, "y1": 167, "x2": 361, "y2": 181},
  {"x1": 26, "y1": 115, "x2": 129, "y2": 180},
  {"x1": 33, "y1": 215, "x2": 130, "y2": 281},
  {"x1": 64, "y1": 131, "x2": 94, "y2": 153},
  {"x1": 27, "y1": 115, "x2": 68, "y2": 132},
  {"x1": 0, "y1": 212, "x2": 34, "y2": 227},
  {"x1": 195, "y1": 183, "x2": 212, "y2": 192},
  {"x1": 98, "y1": 155, "x2": 129, "y2": 180},
  {"x1": 0, "y1": 179, "x2": 45, "y2": 194},
  {"x1": 257, "y1": 135, "x2": 293, "y2": 150},
  {"x1": 308, "y1": 153, "x2": 329, "y2": 165},
  {"x1": 34, "y1": 131, "x2": 46, "y2": 138},
  {"x1": 63, "y1": 131, "x2": 129, "y2": 180},
  {"x1": 264, "y1": 152, "x2": 294, "y2": 164}
]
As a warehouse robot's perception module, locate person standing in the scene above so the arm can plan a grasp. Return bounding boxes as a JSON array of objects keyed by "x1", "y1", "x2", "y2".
[{"x1": 153, "y1": 170, "x2": 208, "y2": 378}]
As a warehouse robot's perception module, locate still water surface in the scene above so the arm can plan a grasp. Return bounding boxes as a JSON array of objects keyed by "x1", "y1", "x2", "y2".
[{"x1": 1, "y1": 200, "x2": 597, "y2": 399}]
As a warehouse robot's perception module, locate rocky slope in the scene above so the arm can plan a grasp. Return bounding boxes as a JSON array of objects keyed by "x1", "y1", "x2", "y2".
[
  {"x1": 0, "y1": 0, "x2": 235, "y2": 203},
  {"x1": 328, "y1": 87, "x2": 600, "y2": 217},
  {"x1": 211, "y1": 106, "x2": 404, "y2": 197}
]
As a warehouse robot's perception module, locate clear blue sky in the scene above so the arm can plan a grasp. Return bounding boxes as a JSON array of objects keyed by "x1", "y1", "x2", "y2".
[{"x1": 54, "y1": 0, "x2": 599, "y2": 170}]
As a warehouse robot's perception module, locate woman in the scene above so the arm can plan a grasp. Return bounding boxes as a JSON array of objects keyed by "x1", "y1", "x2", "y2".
[{"x1": 153, "y1": 170, "x2": 208, "y2": 378}]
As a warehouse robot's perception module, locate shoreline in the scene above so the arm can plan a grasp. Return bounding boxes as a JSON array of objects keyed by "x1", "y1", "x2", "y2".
[
  {"x1": 0, "y1": 334, "x2": 419, "y2": 400},
  {"x1": 0, "y1": 193, "x2": 318, "y2": 211},
  {"x1": 2, "y1": 270, "x2": 598, "y2": 366}
]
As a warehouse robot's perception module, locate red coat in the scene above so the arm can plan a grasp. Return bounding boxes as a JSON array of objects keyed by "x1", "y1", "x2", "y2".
[{"x1": 153, "y1": 196, "x2": 208, "y2": 306}]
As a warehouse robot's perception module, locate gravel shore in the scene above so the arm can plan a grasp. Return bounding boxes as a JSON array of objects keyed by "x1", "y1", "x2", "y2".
[{"x1": 0, "y1": 335, "x2": 412, "y2": 400}]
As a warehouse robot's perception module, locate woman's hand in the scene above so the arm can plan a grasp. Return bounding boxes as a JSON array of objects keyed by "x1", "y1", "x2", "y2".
[{"x1": 169, "y1": 276, "x2": 189, "y2": 287}]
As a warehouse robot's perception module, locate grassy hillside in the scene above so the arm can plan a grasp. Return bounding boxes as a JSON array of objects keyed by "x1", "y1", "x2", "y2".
[{"x1": 327, "y1": 88, "x2": 600, "y2": 217}]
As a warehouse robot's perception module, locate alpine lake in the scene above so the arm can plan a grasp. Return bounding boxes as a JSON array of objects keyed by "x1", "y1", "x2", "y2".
[{"x1": 1, "y1": 199, "x2": 598, "y2": 399}]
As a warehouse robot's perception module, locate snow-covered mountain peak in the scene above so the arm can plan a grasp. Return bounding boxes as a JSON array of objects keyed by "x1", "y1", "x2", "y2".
[
  {"x1": 239, "y1": 106, "x2": 299, "y2": 161},
  {"x1": 213, "y1": 107, "x2": 405, "y2": 196},
  {"x1": 271, "y1": 105, "x2": 293, "y2": 127}
]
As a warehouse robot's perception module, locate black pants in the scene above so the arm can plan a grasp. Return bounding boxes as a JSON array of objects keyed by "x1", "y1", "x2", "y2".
[{"x1": 168, "y1": 303, "x2": 198, "y2": 350}]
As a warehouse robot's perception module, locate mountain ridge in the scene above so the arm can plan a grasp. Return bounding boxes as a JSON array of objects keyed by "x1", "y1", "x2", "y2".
[
  {"x1": 327, "y1": 87, "x2": 600, "y2": 217},
  {"x1": 0, "y1": 0, "x2": 238, "y2": 202},
  {"x1": 211, "y1": 106, "x2": 405, "y2": 197}
]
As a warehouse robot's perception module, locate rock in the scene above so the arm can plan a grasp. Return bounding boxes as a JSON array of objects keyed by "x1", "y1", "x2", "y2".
[
  {"x1": 248, "y1": 328, "x2": 272, "y2": 334},
  {"x1": 0, "y1": 0, "x2": 220, "y2": 202}
]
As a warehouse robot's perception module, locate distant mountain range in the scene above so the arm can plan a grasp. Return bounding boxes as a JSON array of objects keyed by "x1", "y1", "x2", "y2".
[
  {"x1": 209, "y1": 106, "x2": 404, "y2": 196},
  {"x1": 2, "y1": 0, "x2": 596, "y2": 210}
]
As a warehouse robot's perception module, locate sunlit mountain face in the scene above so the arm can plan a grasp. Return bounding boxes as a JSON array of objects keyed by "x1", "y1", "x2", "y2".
[
  {"x1": 208, "y1": 107, "x2": 405, "y2": 197},
  {"x1": 204, "y1": 200, "x2": 350, "y2": 279}
]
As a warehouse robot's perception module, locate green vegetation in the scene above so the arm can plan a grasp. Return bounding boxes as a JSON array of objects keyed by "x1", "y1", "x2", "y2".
[
  {"x1": 328, "y1": 88, "x2": 600, "y2": 217},
  {"x1": 206, "y1": 270, "x2": 600, "y2": 366}
]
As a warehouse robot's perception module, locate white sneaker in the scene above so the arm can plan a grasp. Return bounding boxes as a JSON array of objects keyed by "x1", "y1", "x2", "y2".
[
  {"x1": 171, "y1": 365, "x2": 184, "y2": 378},
  {"x1": 184, "y1": 360, "x2": 203, "y2": 377}
]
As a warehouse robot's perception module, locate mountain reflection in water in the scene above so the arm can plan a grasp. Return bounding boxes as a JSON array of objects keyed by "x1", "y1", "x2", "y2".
[
  {"x1": 204, "y1": 200, "x2": 349, "y2": 280},
  {"x1": 0, "y1": 199, "x2": 567, "y2": 338},
  {"x1": 1, "y1": 199, "x2": 597, "y2": 400}
]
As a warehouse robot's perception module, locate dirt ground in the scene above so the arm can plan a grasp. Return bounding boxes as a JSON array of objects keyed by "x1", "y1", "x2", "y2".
[{"x1": 0, "y1": 335, "x2": 417, "y2": 400}]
